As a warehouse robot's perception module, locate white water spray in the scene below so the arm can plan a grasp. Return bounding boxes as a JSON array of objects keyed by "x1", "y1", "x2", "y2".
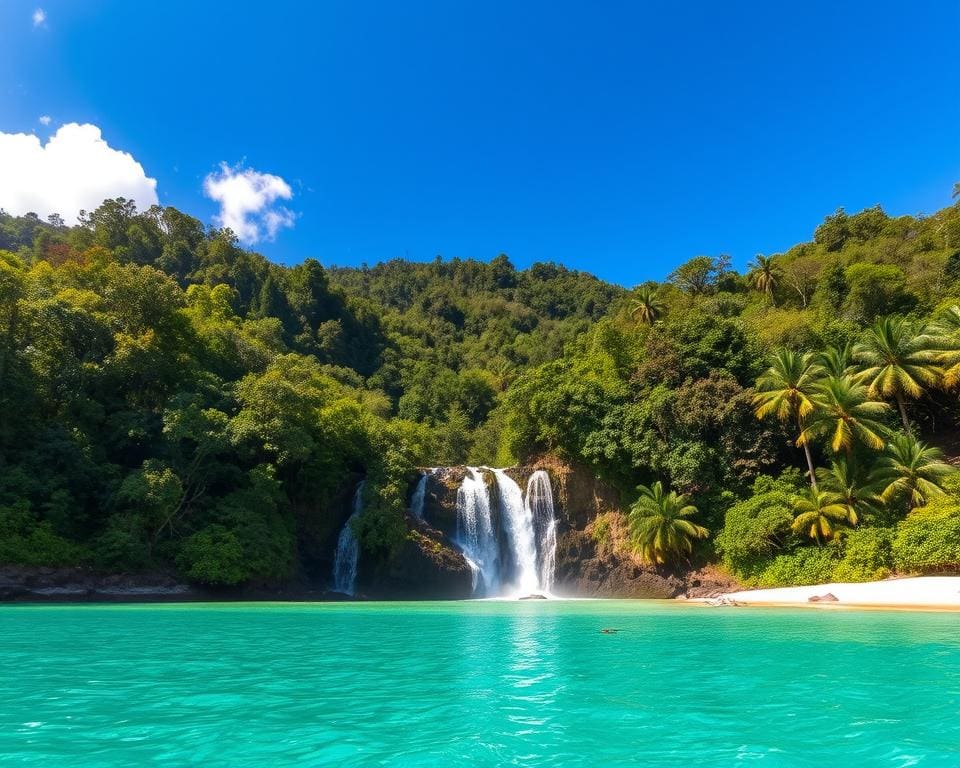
[
  {"x1": 526, "y1": 470, "x2": 558, "y2": 595},
  {"x1": 410, "y1": 469, "x2": 433, "y2": 519},
  {"x1": 492, "y1": 469, "x2": 540, "y2": 596},
  {"x1": 455, "y1": 468, "x2": 500, "y2": 596},
  {"x1": 332, "y1": 482, "x2": 363, "y2": 596},
  {"x1": 448, "y1": 467, "x2": 559, "y2": 598}
]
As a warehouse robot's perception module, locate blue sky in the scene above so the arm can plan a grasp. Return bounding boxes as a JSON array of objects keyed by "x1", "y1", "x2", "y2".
[{"x1": 1, "y1": 1, "x2": 958, "y2": 286}]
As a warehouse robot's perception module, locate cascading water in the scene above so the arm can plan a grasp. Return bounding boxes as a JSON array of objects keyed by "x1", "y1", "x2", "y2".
[
  {"x1": 454, "y1": 468, "x2": 500, "y2": 596},
  {"x1": 332, "y1": 482, "x2": 363, "y2": 596},
  {"x1": 410, "y1": 469, "x2": 433, "y2": 519},
  {"x1": 492, "y1": 469, "x2": 540, "y2": 596},
  {"x1": 414, "y1": 466, "x2": 559, "y2": 598},
  {"x1": 525, "y1": 470, "x2": 558, "y2": 594}
]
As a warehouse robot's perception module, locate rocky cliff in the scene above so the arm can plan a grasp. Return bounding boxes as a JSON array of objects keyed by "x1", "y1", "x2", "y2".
[{"x1": 377, "y1": 456, "x2": 736, "y2": 600}]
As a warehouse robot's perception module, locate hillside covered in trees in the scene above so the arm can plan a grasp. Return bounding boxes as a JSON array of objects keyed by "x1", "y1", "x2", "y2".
[{"x1": 2, "y1": 190, "x2": 960, "y2": 589}]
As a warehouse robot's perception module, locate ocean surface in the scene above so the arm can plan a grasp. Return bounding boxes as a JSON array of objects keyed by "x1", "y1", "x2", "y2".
[{"x1": 2, "y1": 600, "x2": 959, "y2": 766}]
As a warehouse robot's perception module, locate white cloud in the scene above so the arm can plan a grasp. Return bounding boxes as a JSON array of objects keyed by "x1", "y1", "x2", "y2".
[
  {"x1": 0, "y1": 122, "x2": 159, "y2": 224},
  {"x1": 38, "y1": 115, "x2": 51, "y2": 126},
  {"x1": 203, "y1": 163, "x2": 296, "y2": 243},
  {"x1": 32, "y1": 8, "x2": 46, "y2": 26}
]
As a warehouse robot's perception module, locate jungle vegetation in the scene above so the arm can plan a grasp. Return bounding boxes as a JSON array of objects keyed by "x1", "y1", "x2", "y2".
[{"x1": 2, "y1": 191, "x2": 960, "y2": 586}]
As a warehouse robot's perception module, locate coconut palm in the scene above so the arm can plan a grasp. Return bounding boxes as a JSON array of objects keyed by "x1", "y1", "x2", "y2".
[
  {"x1": 629, "y1": 286, "x2": 665, "y2": 325},
  {"x1": 753, "y1": 349, "x2": 822, "y2": 488},
  {"x1": 791, "y1": 488, "x2": 856, "y2": 545},
  {"x1": 875, "y1": 433, "x2": 956, "y2": 510},
  {"x1": 628, "y1": 481, "x2": 708, "y2": 565},
  {"x1": 798, "y1": 375, "x2": 891, "y2": 455},
  {"x1": 815, "y1": 457, "x2": 883, "y2": 524},
  {"x1": 853, "y1": 317, "x2": 944, "y2": 432},
  {"x1": 817, "y1": 342, "x2": 859, "y2": 380},
  {"x1": 747, "y1": 254, "x2": 781, "y2": 304},
  {"x1": 932, "y1": 305, "x2": 960, "y2": 388}
]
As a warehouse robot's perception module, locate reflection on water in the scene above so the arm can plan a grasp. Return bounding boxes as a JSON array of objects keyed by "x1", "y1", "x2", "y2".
[{"x1": 2, "y1": 601, "x2": 960, "y2": 767}]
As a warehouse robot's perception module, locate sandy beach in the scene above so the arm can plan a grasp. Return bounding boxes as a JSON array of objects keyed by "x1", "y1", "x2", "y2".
[{"x1": 708, "y1": 576, "x2": 960, "y2": 611}]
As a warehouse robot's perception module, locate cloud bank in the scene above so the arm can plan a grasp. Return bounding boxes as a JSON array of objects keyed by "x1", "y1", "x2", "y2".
[
  {"x1": 203, "y1": 163, "x2": 296, "y2": 244},
  {"x1": 0, "y1": 123, "x2": 159, "y2": 223},
  {"x1": 32, "y1": 8, "x2": 46, "y2": 26}
]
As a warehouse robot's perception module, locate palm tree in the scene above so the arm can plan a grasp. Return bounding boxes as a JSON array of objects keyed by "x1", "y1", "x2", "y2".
[
  {"x1": 629, "y1": 286, "x2": 665, "y2": 325},
  {"x1": 791, "y1": 488, "x2": 856, "y2": 545},
  {"x1": 628, "y1": 481, "x2": 708, "y2": 565},
  {"x1": 747, "y1": 254, "x2": 781, "y2": 304},
  {"x1": 815, "y1": 457, "x2": 883, "y2": 524},
  {"x1": 853, "y1": 317, "x2": 944, "y2": 433},
  {"x1": 817, "y1": 342, "x2": 859, "y2": 380},
  {"x1": 875, "y1": 433, "x2": 956, "y2": 511},
  {"x1": 753, "y1": 349, "x2": 822, "y2": 488},
  {"x1": 798, "y1": 375, "x2": 891, "y2": 456},
  {"x1": 932, "y1": 305, "x2": 960, "y2": 388}
]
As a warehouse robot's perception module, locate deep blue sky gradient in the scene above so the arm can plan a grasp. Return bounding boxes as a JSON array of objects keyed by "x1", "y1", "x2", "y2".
[{"x1": 2, "y1": 0, "x2": 958, "y2": 285}]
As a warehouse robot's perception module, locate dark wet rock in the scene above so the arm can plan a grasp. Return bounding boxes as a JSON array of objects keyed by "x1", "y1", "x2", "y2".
[
  {"x1": 296, "y1": 472, "x2": 364, "y2": 582},
  {"x1": 554, "y1": 529, "x2": 684, "y2": 598},
  {"x1": 681, "y1": 566, "x2": 741, "y2": 599},
  {"x1": 366, "y1": 524, "x2": 474, "y2": 599},
  {"x1": 419, "y1": 466, "x2": 469, "y2": 538},
  {"x1": 0, "y1": 566, "x2": 196, "y2": 602}
]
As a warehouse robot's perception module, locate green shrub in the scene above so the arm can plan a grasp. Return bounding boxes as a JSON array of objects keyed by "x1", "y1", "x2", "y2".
[
  {"x1": 754, "y1": 545, "x2": 840, "y2": 587},
  {"x1": 893, "y1": 500, "x2": 960, "y2": 573},
  {"x1": 0, "y1": 502, "x2": 87, "y2": 567},
  {"x1": 834, "y1": 527, "x2": 894, "y2": 582},
  {"x1": 175, "y1": 525, "x2": 247, "y2": 585},
  {"x1": 716, "y1": 472, "x2": 800, "y2": 578},
  {"x1": 94, "y1": 515, "x2": 151, "y2": 570}
]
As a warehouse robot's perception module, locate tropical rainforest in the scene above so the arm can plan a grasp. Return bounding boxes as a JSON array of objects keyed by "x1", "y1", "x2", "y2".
[{"x1": 2, "y1": 190, "x2": 960, "y2": 588}]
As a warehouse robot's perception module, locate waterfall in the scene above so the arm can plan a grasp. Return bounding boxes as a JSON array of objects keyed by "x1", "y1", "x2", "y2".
[
  {"x1": 526, "y1": 470, "x2": 558, "y2": 594},
  {"x1": 332, "y1": 482, "x2": 363, "y2": 596},
  {"x1": 454, "y1": 468, "x2": 500, "y2": 596},
  {"x1": 410, "y1": 469, "x2": 433, "y2": 519},
  {"x1": 449, "y1": 467, "x2": 559, "y2": 598},
  {"x1": 492, "y1": 469, "x2": 540, "y2": 596}
]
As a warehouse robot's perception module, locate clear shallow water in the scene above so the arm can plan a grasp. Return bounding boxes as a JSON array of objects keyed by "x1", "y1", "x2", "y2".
[{"x1": 2, "y1": 601, "x2": 960, "y2": 767}]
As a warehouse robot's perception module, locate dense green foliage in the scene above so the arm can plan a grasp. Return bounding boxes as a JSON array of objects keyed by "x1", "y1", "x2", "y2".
[
  {"x1": 500, "y1": 195, "x2": 960, "y2": 581},
  {"x1": 0, "y1": 203, "x2": 618, "y2": 584},
  {"x1": 3, "y1": 191, "x2": 960, "y2": 588}
]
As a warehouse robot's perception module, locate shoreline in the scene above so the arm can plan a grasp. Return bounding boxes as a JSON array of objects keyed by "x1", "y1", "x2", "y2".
[{"x1": 691, "y1": 576, "x2": 960, "y2": 613}]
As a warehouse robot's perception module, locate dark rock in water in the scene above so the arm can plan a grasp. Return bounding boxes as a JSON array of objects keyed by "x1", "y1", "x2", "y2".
[
  {"x1": 519, "y1": 593, "x2": 547, "y2": 600},
  {"x1": 808, "y1": 592, "x2": 839, "y2": 602},
  {"x1": 0, "y1": 566, "x2": 195, "y2": 602}
]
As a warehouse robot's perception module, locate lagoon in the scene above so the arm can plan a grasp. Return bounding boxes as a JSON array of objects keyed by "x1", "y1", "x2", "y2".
[{"x1": 2, "y1": 600, "x2": 959, "y2": 766}]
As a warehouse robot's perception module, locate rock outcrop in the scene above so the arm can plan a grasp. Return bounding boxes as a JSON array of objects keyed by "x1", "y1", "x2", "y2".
[
  {"x1": 367, "y1": 523, "x2": 474, "y2": 599},
  {"x1": 0, "y1": 566, "x2": 195, "y2": 602},
  {"x1": 402, "y1": 456, "x2": 738, "y2": 599}
]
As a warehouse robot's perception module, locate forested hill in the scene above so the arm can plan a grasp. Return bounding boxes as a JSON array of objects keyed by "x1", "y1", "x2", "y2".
[
  {"x1": 2, "y1": 192, "x2": 960, "y2": 589},
  {"x1": 0, "y1": 200, "x2": 623, "y2": 586}
]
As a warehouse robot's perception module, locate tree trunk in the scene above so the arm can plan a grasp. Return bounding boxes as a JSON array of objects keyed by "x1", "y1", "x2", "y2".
[
  {"x1": 896, "y1": 393, "x2": 911, "y2": 434},
  {"x1": 803, "y1": 441, "x2": 818, "y2": 490},
  {"x1": 797, "y1": 415, "x2": 817, "y2": 490}
]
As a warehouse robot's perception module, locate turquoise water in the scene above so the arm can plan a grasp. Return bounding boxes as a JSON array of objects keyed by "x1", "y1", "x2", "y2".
[{"x1": 2, "y1": 601, "x2": 960, "y2": 766}]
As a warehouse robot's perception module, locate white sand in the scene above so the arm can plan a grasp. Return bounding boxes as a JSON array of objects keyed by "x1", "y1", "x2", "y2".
[{"x1": 713, "y1": 576, "x2": 960, "y2": 610}]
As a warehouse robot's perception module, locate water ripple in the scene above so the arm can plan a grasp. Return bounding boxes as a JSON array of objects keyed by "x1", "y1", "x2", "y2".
[{"x1": 2, "y1": 601, "x2": 960, "y2": 766}]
